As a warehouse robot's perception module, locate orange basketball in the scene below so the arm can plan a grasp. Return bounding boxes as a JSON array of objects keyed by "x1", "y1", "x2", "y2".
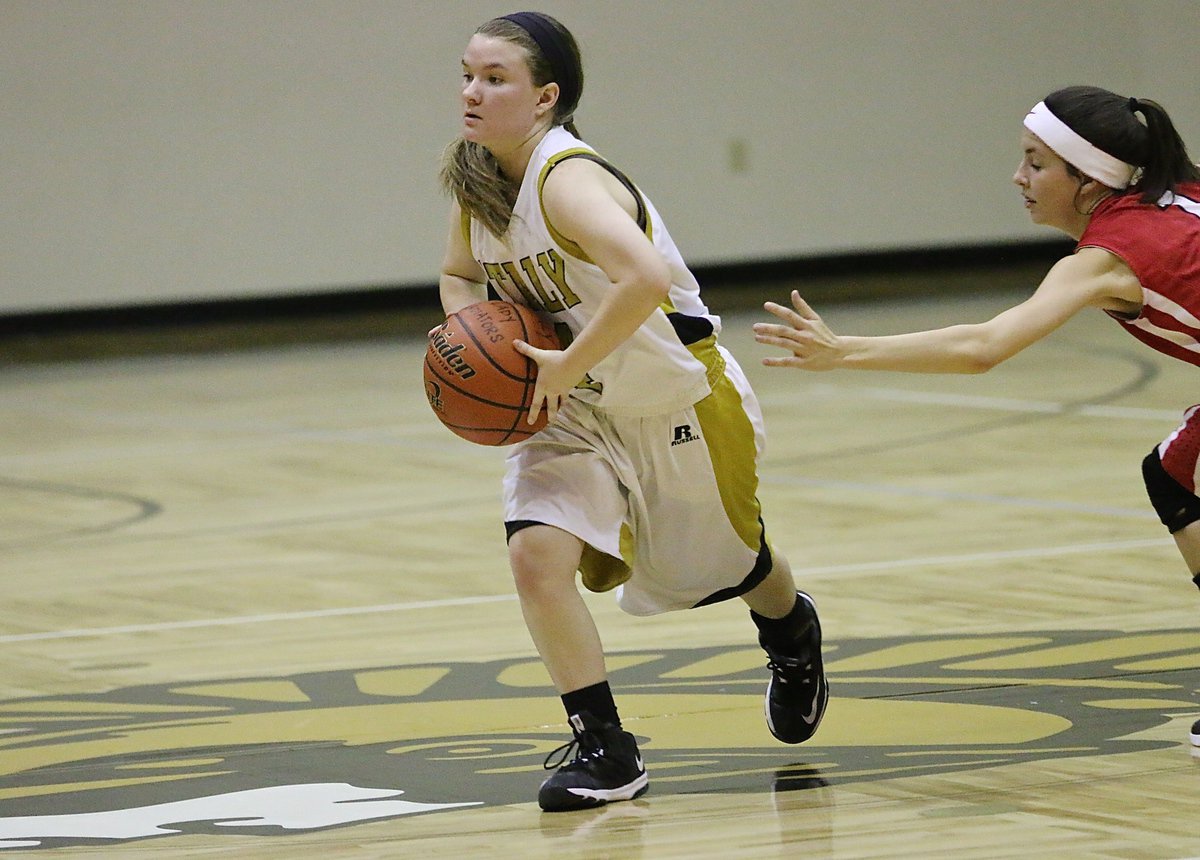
[{"x1": 423, "y1": 300, "x2": 561, "y2": 446}]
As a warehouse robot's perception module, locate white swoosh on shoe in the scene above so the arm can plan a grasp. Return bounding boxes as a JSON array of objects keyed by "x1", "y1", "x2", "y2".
[{"x1": 802, "y1": 678, "x2": 825, "y2": 724}]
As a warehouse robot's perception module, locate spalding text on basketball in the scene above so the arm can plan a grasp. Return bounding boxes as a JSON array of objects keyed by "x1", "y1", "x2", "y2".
[{"x1": 430, "y1": 330, "x2": 476, "y2": 379}]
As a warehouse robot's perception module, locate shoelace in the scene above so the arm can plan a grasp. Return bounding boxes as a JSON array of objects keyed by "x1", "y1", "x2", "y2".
[
  {"x1": 542, "y1": 730, "x2": 602, "y2": 771},
  {"x1": 766, "y1": 656, "x2": 814, "y2": 685}
]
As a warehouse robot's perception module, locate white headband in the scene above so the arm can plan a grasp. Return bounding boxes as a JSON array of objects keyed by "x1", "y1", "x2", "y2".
[{"x1": 1023, "y1": 101, "x2": 1137, "y2": 189}]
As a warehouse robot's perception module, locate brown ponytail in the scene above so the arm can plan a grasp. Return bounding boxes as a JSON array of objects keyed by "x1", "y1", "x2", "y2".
[{"x1": 1132, "y1": 98, "x2": 1200, "y2": 203}]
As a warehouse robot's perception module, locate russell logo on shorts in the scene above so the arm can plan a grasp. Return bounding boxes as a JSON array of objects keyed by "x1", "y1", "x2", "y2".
[{"x1": 671, "y1": 424, "x2": 700, "y2": 447}]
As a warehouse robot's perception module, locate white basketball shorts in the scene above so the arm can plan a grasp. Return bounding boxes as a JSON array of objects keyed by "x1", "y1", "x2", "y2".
[{"x1": 502, "y1": 347, "x2": 775, "y2": 616}]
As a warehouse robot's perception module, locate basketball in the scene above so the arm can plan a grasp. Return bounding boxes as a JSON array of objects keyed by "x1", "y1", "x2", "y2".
[{"x1": 423, "y1": 300, "x2": 561, "y2": 446}]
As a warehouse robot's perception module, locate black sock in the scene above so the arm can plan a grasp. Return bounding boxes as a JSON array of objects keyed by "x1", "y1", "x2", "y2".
[
  {"x1": 562, "y1": 681, "x2": 620, "y2": 728},
  {"x1": 751, "y1": 593, "x2": 813, "y2": 653}
]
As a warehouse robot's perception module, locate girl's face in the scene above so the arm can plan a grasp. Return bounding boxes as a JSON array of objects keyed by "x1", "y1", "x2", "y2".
[
  {"x1": 1012, "y1": 129, "x2": 1096, "y2": 238},
  {"x1": 459, "y1": 34, "x2": 551, "y2": 155}
]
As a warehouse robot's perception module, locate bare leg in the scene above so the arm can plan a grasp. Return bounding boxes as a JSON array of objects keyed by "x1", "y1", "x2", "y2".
[
  {"x1": 740, "y1": 549, "x2": 801, "y2": 618},
  {"x1": 513, "y1": 525, "x2": 650, "y2": 812},
  {"x1": 508, "y1": 524, "x2": 606, "y2": 693},
  {"x1": 1172, "y1": 522, "x2": 1200, "y2": 747},
  {"x1": 1171, "y1": 520, "x2": 1200, "y2": 579}
]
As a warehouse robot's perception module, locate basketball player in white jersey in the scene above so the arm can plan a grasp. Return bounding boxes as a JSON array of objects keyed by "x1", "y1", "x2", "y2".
[{"x1": 437, "y1": 12, "x2": 829, "y2": 812}]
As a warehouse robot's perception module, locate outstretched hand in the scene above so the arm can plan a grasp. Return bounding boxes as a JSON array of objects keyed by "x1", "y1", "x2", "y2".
[
  {"x1": 752, "y1": 290, "x2": 844, "y2": 370},
  {"x1": 512, "y1": 339, "x2": 571, "y2": 426}
]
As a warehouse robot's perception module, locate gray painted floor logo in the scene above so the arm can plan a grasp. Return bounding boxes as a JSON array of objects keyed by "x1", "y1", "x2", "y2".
[{"x1": 0, "y1": 628, "x2": 1194, "y2": 849}]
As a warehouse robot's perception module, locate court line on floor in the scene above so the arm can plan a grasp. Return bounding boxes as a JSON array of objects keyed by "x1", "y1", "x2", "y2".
[
  {"x1": 762, "y1": 473, "x2": 1155, "y2": 519},
  {"x1": 789, "y1": 536, "x2": 1171, "y2": 577},
  {"x1": 760, "y1": 384, "x2": 1182, "y2": 422},
  {"x1": 0, "y1": 595, "x2": 517, "y2": 644},
  {"x1": 848, "y1": 386, "x2": 1181, "y2": 421},
  {"x1": 0, "y1": 537, "x2": 1173, "y2": 644}
]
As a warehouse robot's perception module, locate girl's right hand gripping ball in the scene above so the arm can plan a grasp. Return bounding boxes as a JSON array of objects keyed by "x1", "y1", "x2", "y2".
[{"x1": 423, "y1": 300, "x2": 561, "y2": 446}]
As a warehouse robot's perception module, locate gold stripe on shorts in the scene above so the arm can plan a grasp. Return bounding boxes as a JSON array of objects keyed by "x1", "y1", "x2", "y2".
[{"x1": 688, "y1": 337, "x2": 763, "y2": 552}]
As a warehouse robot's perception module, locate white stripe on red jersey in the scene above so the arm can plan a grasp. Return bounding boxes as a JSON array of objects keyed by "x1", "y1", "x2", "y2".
[{"x1": 1080, "y1": 182, "x2": 1200, "y2": 368}]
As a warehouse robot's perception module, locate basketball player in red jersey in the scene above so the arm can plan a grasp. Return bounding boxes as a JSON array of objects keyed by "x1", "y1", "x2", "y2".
[{"x1": 753, "y1": 85, "x2": 1200, "y2": 748}]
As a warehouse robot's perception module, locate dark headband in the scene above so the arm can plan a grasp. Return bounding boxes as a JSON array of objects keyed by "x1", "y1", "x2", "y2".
[{"x1": 500, "y1": 12, "x2": 581, "y2": 119}]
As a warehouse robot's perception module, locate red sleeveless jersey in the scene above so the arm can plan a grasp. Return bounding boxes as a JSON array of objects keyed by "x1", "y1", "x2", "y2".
[{"x1": 1077, "y1": 181, "x2": 1200, "y2": 367}]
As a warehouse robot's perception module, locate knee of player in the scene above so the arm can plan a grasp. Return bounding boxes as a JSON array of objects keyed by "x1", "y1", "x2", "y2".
[
  {"x1": 506, "y1": 525, "x2": 579, "y2": 594},
  {"x1": 507, "y1": 541, "x2": 546, "y2": 591},
  {"x1": 1142, "y1": 448, "x2": 1200, "y2": 533}
]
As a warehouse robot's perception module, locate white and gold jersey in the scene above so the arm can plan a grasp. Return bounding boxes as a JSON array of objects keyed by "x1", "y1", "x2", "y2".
[{"x1": 468, "y1": 126, "x2": 721, "y2": 416}]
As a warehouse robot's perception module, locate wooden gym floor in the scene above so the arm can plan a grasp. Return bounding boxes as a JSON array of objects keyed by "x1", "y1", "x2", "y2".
[{"x1": 1, "y1": 266, "x2": 1197, "y2": 858}]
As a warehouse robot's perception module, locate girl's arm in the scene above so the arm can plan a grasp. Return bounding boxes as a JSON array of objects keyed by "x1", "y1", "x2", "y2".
[
  {"x1": 515, "y1": 157, "x2": 671, "y2": 421},
  {"x1": 438, "y1": 201, "x2": 489, "y2": 317},
  {"x1": 752, "y1": 247, "x2": 1143, "y2": 374}
]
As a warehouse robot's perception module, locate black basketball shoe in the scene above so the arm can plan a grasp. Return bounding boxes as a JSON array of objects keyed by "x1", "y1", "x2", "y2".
[
  {"x1": 761, "y1": 591, "x2": 828, "y2": 744},
  {"x1": 538, "y1": 711, "x2": 648, "y2": 812},
  {"x1": 1190, "y1": 718, "x2": 1199, "y2": 748}
]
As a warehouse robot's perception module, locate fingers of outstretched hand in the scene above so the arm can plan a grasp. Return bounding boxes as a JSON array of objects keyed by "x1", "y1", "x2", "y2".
[
  {"x1": 753, "y1": 295, "x2": 827, "y2": 369},
  {"x1": 752, "y1": 306, "x2": 819, "y2": 351},
  {"x1": 752, "y1": 322, "x2": 804, "y2": 348},
  {"x1": 789, "y1": 290, "x2": 820, "y2": 319},
  {"x1": 763, "y1": 291, "x2": 819, "y2": 325},
  {"x1": 761, "y1": 354, "x2": 810, "y2": 368}
]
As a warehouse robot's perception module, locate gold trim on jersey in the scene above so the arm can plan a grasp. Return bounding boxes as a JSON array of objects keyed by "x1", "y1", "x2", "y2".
[
  {"x1": 459, "y1": 206, "x2": 472, "y2": 251},
  {"x1": 537, "y1": 149, "x2": 653, "y2": 264}
]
